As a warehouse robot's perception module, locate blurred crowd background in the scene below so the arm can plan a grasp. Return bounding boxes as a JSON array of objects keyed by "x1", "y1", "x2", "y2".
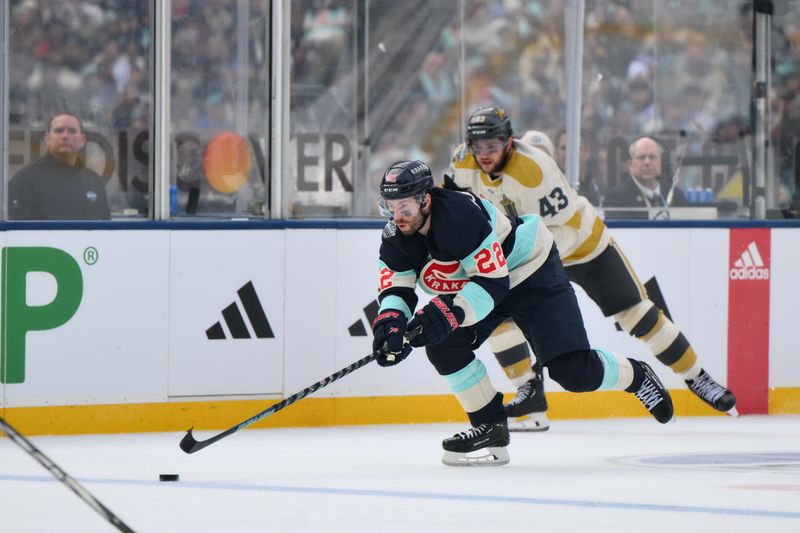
[{"x1": 4, "y1": 0, "x2": 800, "y2": 219}]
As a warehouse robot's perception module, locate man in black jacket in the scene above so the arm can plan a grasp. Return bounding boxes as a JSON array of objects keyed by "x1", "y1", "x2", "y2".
[
  {"x1": 605, "y1": 136, "x2": 688, "y2": 209},
  {"x1": 9, "y1": 113, "x2": 110, "y2": 220}
]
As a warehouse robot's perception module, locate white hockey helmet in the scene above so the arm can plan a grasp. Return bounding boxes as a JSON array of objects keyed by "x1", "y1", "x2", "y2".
[{"x1": 520, "y1": 130, "x2": 554, "y2": 156}]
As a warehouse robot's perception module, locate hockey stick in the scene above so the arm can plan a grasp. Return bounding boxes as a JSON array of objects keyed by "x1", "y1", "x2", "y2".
[
  {"x1": 0, "y1": 416, "x2": 135, "y2": 533},
  {"x1": 180, "y1": 329, "x2": 419, "y2": 454},
  {"x1": 179, "y1": 352, "x2": 377, "y2": 453}
]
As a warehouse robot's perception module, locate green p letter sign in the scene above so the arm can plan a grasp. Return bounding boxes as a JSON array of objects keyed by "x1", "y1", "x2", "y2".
[{"x1": 1, "y1": 247, "x2": 83, "y2": 384}]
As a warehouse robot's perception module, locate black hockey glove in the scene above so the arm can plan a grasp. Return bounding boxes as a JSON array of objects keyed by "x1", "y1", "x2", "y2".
[
  {"x1": 372, "y1": 310, "x2": 412, "y2": 367},
  {"x1": 407, "y1": 295, "x2": 464, "y2": 348}
]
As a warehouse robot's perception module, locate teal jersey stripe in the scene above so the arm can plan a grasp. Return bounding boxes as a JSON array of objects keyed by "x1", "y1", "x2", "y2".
[
  {"x1": 506, "y1": 214, "x2": 540, "y2": 271},
  {"x1": 459, "y1": 231, "x2": 498, "y2": 273},
  {"x1": 457, "y1": 282, "x2": 495, "y2": 323},
  {"x1": 460, "y1": 198, "x2": 499, "y2": 273},
  {"x1": 443, "y1": 359, "x2": 487, "y2": 393},
  {"x1": 595, "y1": 348, "x2": 620, "y2": 391},
  {"x1": 379, "y1": 295, "x2": 412, "y2": 320},
  {"x1": 378, "y1": 259, "x2": 417, "y2": 279},
  {"x1": 378, "y1": 260, "x2": 416, "y2": 288},
  {"x1": 478, "y1": 197, "x2": 498, "y2": 225}
]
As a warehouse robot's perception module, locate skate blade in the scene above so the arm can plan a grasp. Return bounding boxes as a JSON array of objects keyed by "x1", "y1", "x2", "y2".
[
  {"x1": 726, "y1": 406, "x2": 740, "y2": 418},
  {"x1": 442, "y1": 446, "x2": 510, "y2": 467},
  {"x1": 508, "y1": 412, "x2": 549, "y2": 432}
]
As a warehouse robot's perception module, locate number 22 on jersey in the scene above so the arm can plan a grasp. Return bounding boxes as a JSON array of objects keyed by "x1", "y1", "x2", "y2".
[{"x1": 474, "y1": 241, "x2": 507, "y2": 274}]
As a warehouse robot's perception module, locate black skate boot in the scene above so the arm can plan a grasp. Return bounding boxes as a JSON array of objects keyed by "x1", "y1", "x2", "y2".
[
  {"x1": 441, "y1": 421, "x2": 510, "y2": 466},
  {"x1": 505, "y1": 366, "x2": 549, "y2": 432},
  {"x1": 686, "y1": 369, "x2": 736, "y2": 413},
  {"x1": 632, "y1": 361, "x2": 674, "y2": 423},
  {"x1": 504, "y1": 372, "x2": 550, "y2": 431}
]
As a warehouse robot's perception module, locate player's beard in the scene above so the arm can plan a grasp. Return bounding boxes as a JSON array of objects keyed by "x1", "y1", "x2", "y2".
[
  {"x1": 486, "y1": 158, "x2": 506, "y2": 175},
  {"x1": 394, "y1": 210, "x2": 425, "y2": 236},
  {"x1": 476, "y1": 146, "x2": 510, "y2": 176}
]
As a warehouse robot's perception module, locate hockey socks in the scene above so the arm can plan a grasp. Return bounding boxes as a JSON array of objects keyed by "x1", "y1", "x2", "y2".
[
  {"x1": 594, "y1": 349, "x2": 635, "y2": 390},
  {"x1": 443, "y1": 359, "x2": 500, "y2": 417}
]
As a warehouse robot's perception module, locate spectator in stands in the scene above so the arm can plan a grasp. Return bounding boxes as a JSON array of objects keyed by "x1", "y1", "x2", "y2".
[
  {"x1": 625, "y1": 77, "x2": 662, "y2": 134},
  {"x1": 604, "y1": 136, "x2": 687, "y2": 208},
  {"x1": 8, "y1": 112, "x2": 110, "y2": 220}
]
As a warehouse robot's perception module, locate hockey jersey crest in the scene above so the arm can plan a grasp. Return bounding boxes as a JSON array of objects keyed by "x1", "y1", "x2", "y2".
[{"x1": 420, "y1": 259, "x2": 470, "y2": 295}]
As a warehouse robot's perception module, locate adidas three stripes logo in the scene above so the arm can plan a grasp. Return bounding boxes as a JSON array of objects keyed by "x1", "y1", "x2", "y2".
[
  {"x1": 206, "y1": 281, "x2": 275, "y2": 339},
  {"x1": 729, "y1": 241, "x2": 770, "y2": 280}
]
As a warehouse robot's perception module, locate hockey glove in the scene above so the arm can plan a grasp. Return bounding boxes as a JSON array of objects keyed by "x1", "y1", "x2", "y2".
[
  {"x1": 372, "y1": 310, "x2": 412, "y2": 367},
  {"x1": 407, "y1": 295, "x2": 464, "y2": 347}
]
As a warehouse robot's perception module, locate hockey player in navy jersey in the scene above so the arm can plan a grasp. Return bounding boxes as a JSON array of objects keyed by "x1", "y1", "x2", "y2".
[
  {"x1": 446, "y1": 106, "x2": 736, "y2": 431},
  {"x1": 371, "y1": 159, "x2": 673, "y2": 466}
]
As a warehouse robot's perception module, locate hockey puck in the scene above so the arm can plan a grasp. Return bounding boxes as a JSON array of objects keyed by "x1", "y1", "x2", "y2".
[{"x1": 159, "y1": 474, "x2": 179, "y2": 482}]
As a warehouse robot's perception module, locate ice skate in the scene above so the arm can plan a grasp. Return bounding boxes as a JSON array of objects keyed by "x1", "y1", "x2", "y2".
[
  {"x1": 633, "y1": 362, "x2": 674, "y2": 423},
  {"x1": 441, "y1": 422, "x2": 510, "y2": 466},
  {"x1": 686, "y1": 369, "x2": 736, "y2": 412},
  {"x1": 505, "y1": 371, "x2": 549, "y2": 432}
]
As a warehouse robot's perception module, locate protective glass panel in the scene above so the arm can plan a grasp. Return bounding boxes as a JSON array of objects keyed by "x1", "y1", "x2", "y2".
[
  {"x1": 170, "y1": 0, "x2": 270, "y2": 218},
  {"x1": 288, "y1": 0, "x2": 359, "y2": 217},
  {"x1": 774, "y1": 0, "x2": 800, "y2": 214},
  {"x1": 288, "y1": 1, "x2": 800, "y2": 220},
  {"x1": 288, "y1": 0, "x2": 567, "y2": 218},
  {"x1": 7, "y1": 1, "x2": 152, "y2": 220},
  {"x1": 580, "y1": 1, "x2": 753, "y2": 220}
]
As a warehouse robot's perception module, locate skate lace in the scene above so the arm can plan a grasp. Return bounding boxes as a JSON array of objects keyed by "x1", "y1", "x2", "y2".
[
  {"x1": 508, "y1": 381, "x2": 533, "y2": 406},
  {"x1": 635, "y1": 379, "x2": 663, "y2": 411},
  {"x1": 689, "y1": 372, "x2": 725, "y2": 403},
  {"x1": 456, "y1": 423, "x2": 489, "y2": 440}
]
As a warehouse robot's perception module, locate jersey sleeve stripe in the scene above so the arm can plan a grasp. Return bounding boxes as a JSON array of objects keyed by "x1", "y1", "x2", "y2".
[
  {"x1": 459, "y1": 230, "x2": 502, "y2": 274},
  {"x1": 378, "y1": 260, "x2": 417, "y2": 290},
  {"x1": 565, "y1": 210, "x2": 582, "y2": 230},
  {"x1": 454, "y1": 281, "x2": 496, "y2": 326},
  {"x1": 561, "y1": 217, "x2": 607, "y2": 263},
  {"x1": 505, "y1": 213, "x2": 539, "y2": 271},
  {"x1": 459, "y1": 199, "x2": 510, "y2": 281},
  {"x1": 379, "y1": 295, "x2": 412, "y2": 320}
]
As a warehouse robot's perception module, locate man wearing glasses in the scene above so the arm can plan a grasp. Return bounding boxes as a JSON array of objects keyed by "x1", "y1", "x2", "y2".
[{"x1": 605, "y1": 136, "x2": 689, "y2": 208}]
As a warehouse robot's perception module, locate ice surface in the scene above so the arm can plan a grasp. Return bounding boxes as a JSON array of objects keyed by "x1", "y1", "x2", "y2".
[{"x1": 1, "y1": 416, "x2": 799, "y2": 532}]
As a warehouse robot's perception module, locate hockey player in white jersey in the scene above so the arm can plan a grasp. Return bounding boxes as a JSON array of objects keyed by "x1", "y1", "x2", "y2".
[
  {"x1": 445, "y1": 106, "x2": 736, "y2": 431},
  {"x1": 372, "y1": 159, "x2": 673, "y2": 466}
]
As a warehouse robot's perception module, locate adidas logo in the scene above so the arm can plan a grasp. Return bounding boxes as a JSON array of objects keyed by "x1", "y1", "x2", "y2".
[
  {"x1": 348, "y1": 300, "x2": 380, "y2": 336},
  {"x1": 729, "y1": 241, "x2": 770, "y2": 280},
  {"x1": 206, "y1": 281, "x2": 274, "y2": 339}
]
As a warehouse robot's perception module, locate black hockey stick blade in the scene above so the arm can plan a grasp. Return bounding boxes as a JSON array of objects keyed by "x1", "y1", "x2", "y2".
[{"x1": 180, "y1": 426, "x2": 237, "y2": 454}]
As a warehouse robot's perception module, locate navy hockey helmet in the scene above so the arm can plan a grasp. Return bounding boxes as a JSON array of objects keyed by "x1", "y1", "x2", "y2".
[
  {"x1": 379, "y1": 160, "x2": 434, "y2": 200},
  {"x1": 466, "y1": 105, "x2": 513, "y2": 144}
]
